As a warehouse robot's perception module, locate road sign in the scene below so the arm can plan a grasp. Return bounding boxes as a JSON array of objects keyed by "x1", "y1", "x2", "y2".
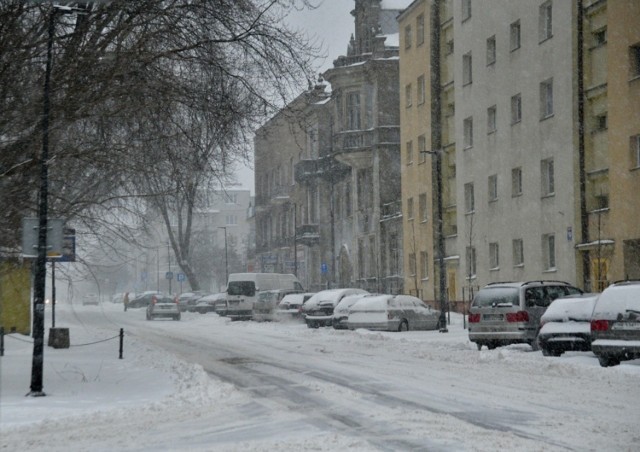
[
  {"x1": 165, "y1": 271, "x2": 173, "y2": 280},
  {"x1": 176, "y1": 273, "x2": 185, "y2": 282},
  {"x1": 321, "y1": 263, "x2": 328, "y2": 274},
  {"x1": 21, "y1": 217, "x2": 64, "y2": 258}
]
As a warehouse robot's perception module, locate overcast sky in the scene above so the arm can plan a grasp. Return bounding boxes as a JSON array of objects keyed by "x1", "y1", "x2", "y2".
[{"x1": 236, "y1": 0, "x2": 354, "y2": 194}]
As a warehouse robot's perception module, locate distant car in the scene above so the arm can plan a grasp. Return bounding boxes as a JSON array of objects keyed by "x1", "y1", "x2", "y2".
[
  {"x1": 128, "y1": 291, "x2": 161, "y2": 309},
  {"x1": 276, "y1": 292, "x2": 316, "y2": 320},
  {"x1": 347, "y1": 294, "x2": 440, "y2": 332},
  {"x1": 536, "y1": 293, "x2": 599, "y2": 356},
  {"x1": 303, "y1": 288, "x2": 369, "y2": 328},
  {"x1": 193, "y1": 292, "x2": 225, "y2": 314},
  {"x1": 590, "y1": 281, "x2": 640, "y2": 367},
  {"x1": 253, "y1": 289, "x2": 302, "y2": 322},
  {"x1": 146, "y1": 293, "x2": 180, "y2": 321},
  {"x1": 332, "y1": 293, "x2": 372, "y2": 329},
  {"x1": 468, "y1": 280, "x2": 583, "y2": 350},
  {"x1": 82, "y1": 293, "x2": 99, "y2": 306},
  {"x1": 177, "y1": 291, "x2": 206, "y2": 312}
]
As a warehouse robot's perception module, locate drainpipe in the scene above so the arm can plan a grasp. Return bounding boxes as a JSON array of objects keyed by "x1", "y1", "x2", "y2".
[{"x1": 577, "y1": 0, "x2": 590, "y2": 290}]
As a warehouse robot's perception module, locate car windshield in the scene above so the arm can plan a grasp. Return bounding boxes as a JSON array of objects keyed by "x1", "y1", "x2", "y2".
[
  {"x1": 227, "y1": 281, "x2": 256, "y2": 297},
  {"x1": 472, "y1": 287, "x2": 519, "y2": 307}
]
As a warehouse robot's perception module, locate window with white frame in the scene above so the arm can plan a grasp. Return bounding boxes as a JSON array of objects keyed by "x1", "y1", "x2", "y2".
[
  {"x1": 542, "y1": 234, "x2": 556, "y2": 270},
  {"x1": 407, "y1": 197, "x2": 414, "y2": 220},
  {"x1": 510, "y1": 20, "x2": 521, "y2": 51},
  {"x1": 541, "y1": 158, "x2": 555, "y2": 196},
  {"x1": 461, "y1": 0, "x2": 471, "y2": 22},
  {"x1": 405, "y1": 24, "x2": 412, "y2": 49},
  {"x1": 487, "y1": 105, "x2": 497, "y2": 134},
  {"x1": 417, "y1": 14, "x2": 425, "y2": 46},
  {"x1": 406, "y1": 140, "x2": 413, "y2": 165},
  {"x1": 346, "y1": 91, "x2": 361, "y2": 130},
  {"x1": 417, "y1": 75, "x2": 426, "y2": 105},
  {"x1": 463, "y1": 116, "x2": 473, "y2": 148},
  {"x1": 418, "y1": 134, "x2": 427, "y2": 163},
  {"x1": 489, "y1": 242, "x2": 500, "y2": 269},
  {"x1": 540, "y1": 78, "x2": 553, "y2": 118},
  {"x1": 513, "y1": 238, "x2": 524, "y2": 266},
  {"x1": 511, "y1": 93, "x2": 522, "y2": 124},
  {"x1": 512, "y1": 167, "x2": 523, "y2": 196},
  {"x1": 488, "y1": 174, "x2": 498, "y2": 202},
  {"x1": 464, "y1": 182, "x2": 475, "y2": 213},
  {"x1": 539, "y1": 1, "x2": 552, "y2": 42},
  {"x1": 466, "y1": 246, "x2": 477, "y2": 278},
  {"x1": 405, "y1": 83, "x2": 412, "y2": 108},
  {"x1": 419, "y1": 193, "x2": 428, "y2": 222},
  {"x1": 409, "y1": 252, "x2": 417, "y2": 276},
  {"x1": 463, "y1": 52, "x2": 472, "y2": 85},
  {"x1": 225, "y1": 193, "x2": 238, "y2": 204},
  {"x1": 632, "y1": 135, "x2": 640, "y2": 168},
  {"x1": 420, "y1": 250, "x2": 429, "y2": 280},
  {"x1": 486, "y1": 35, "x2": 496, "y2": 65}
]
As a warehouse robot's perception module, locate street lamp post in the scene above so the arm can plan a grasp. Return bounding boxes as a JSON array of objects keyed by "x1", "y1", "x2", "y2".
[
  {"x1": 167, "y1": 242, "x2": 172, "y2": 295},
  {"x1": 218, "y1": 227, "x2": 228, "y2": 285}
]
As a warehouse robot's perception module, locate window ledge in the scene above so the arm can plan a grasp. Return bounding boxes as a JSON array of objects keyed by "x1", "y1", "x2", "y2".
[
  {"x1": 629, "y1": 75, "x2": 640, "y2": 83},
  {"x1": 542, "y1": 268, "x2": 557, "y2": 274},
  {"x1": 420, "y1": 220, "x2": 428, "y2": 224},
  {"x1": 540, "y1": 113, "x2": 554, "y2": 122},
  {"x1": 538, "y1": 35, "x2": 553, "y2": 45},
  {"x1": 465, "y1": 211, "x2": 475, "y2": 216},
  {"x1": 489, "y1": 267, "x2": 500, "y2": 272},
  {"x1": 541, "y1": 193, "x2": 555, "y2": 199},
  {"x1": 463, "y1": 145, "x2": 473, "y2": 151},
  {"x1": 631, "y1": 166, "x2": 640, "y2": 172},
  {"x1": 487, "y1": 129, "x2": 496, "y2": 135},
  {"x1": 513, "y1": 264, "x2": 525, "y2": 268},
  {"x1": 512, "y1": 193, "x2": 523, "y2": 198}
]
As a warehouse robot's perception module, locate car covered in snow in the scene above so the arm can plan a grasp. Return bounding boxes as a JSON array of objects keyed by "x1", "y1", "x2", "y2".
[
  {"x1": 276, "y1": 292, "x2": 315, "y2": 320},
  {"x1": 303, "y1": 288, "x2": 369, "y2": 328},
  {"x1": 146, "y1": 293, "x2": 180, "y2": 321},
  {"x1": 332, "y1": 293, "x2": 373, "y2": 329},
  {"x1": 192, "y1": 292, "x2": 225, "y2": 314},
  {"x1": 128, "y1": 291, "x2": 162, "y2": 309},
  {"x1": 253, "y1": 289, "x2": 303, "y2": 322},
  {"x1": 536, "y1": 293, "x2": 599, "y2": 356},
  {"x1": 347, "y1": 294, "x2": 439, "y2": 332}
]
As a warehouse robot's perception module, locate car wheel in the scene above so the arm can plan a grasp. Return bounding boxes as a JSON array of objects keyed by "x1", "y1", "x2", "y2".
[
  {"x1": 398, "y1": 320, "x2": 409, "y2": 332},
  {"x1": 541, "y1": 346, "x2": 552, "y2": 357},
  {"x1": 487, "y1": 343, "x2": 498, "y2": 350},
  {"x1": 598, "y1": 355, "x2": 620, "y2": 367},
  {"x1": 476, "y1": 342, "x2": 483, "y2": 351},
  {"x1": 174, "y1": 315, "x2": 180, "y2": 321}
]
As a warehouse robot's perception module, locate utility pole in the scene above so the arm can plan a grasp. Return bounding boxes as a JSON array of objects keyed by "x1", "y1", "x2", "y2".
[
  {"x1": 167, "y1": 242, "x2": 172, "y2": 295},
  {"x1": 219, "y1": 227, "x2": 229, "y2": 284}
]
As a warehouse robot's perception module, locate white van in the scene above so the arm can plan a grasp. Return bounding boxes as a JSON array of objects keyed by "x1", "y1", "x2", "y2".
[{"x1": 225, "y1": 273, "x2": 303, "y2": 320}]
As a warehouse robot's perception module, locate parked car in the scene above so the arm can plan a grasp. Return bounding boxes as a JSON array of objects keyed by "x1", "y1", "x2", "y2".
[
  {"x1": 332, "y1": 293, "x2": 372, "y2": 329},
  {"x1": 128, "y1": 291, "x2": 161, "y2": 309},
  {"x1": 193, "y1": 292, "x2": 225, "y2": 314},
  {"x1": 303, "y1": 288, "x2": 369, "y2": 328},
  {"x1": 82, "y1": 293, "x2": 100, "y2": 306},
  {"x1": 146, "y1": 293, "x2": 181, "y2": 321},
  {"x1": 347, "y1": 294, "x2": 440, "y2": 332},
  {"x1": 276, "y1": 293, "x2": 315, "y2": 320},
  {"x1": 468, "y1": 280, "x2": 583, "y2": 350},
  {"x1": 177, "y1": 292, "x2": 203, "y2": 312},
  {"x1": 253, "y1": 289, "x2": 302, "y2": 321},
  {"x1": 536, "y1": 293, "x2": 599, "y2": 356},
  {"x1": 590, "y1": 281, "x2": 640, "y2": 367}
]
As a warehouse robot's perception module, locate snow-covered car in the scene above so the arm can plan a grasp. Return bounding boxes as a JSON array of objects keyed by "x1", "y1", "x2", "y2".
[
  {"x1": 276, "y1": 292, "x2": 316, "y2": 320},
  {"x1": 128, "y1": 291, "x2": 161, "y2": 308},
  {"x1": 82, "y1": 293, "x2": 99, "y2": 306},
  {"x1": 192, "y1": 292, "x2": 225, "y2": 314},
  {"x1": 332, "y1": 293, "x2": 372, "y2": 329},
  {"x1": 303, "y1": 288, "x2": 369, "y2": 328},
  {"x1": 347, "y1": 294, "x2": 440, "y2": 332},
  {"x1": 536, "y1": 293, "x2": 599, "y2": 356},
  {"x1": 176, "y1": 291, "x2": 206, "y2": 312},
  {"x1": 590, "y1": 281, "x2": 640, "y2": 367},
  {"x1": 146, "y1": 293, "x2": 180, "y2": 321},
  {"x1": 253, "y1": 289, "x2": 303, "y2": 321}
]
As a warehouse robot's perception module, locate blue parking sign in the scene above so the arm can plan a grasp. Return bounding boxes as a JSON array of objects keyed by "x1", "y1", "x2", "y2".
[{"x1": 176, "y1": 273, "x2": 186, "y2": 282}]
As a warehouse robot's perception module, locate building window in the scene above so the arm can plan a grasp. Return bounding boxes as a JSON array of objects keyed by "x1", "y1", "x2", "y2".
[
  {"x1": 466, "y1": 246, "x2": 477, "y2": 279},
  {"x1": 358, "y1": 238, "x2": 366, "y2": 278},
  {"x1": 595, "y1": 113, "x2": 608, "y2": 132},
  {"x1": 406, "y1": 140, "x2": 414, "y2": 165},
  {"x1": 417, "y1": 14, "x2": 425, "y2": 46},
  {"x1": 225, "y1": 215, "x2": 238, "y2": 225},
  {"x1": 632, "y1": 135, "x2": 640, "y2": 168},
  {"x1": 409, "y1": 252, "x2": 417, "y2": 277},
  {"x1": 369, "y1": 236, "x2": 376, "y2": 278},
  {"x1": 630, "y1": 44, "x2": 640, "y2": 78},
  {"x1": 541, "y1": 158, "x2": 555, "y2": 197},
  {"x1": 510, "y1": 20, "x2": 521, "y2": 51},
  {"x1": 357, "y1": 168, "x2": 373, "y2": 210},
  {"x1": 463, "y1": 52, "x2": 472, "y2": 85},
  {"x1": 539, "y1": 1, "x2": 552, "y2": 42},
  {"x1": 592, "y1": 28, "x2": 607, "y2": 47},
  {"x1": 488, "y1": 174, "x2": 498, "y2": 202},
  {"x1": 405, "y1": 83, "x2": 412, "y2": 108},
  {"x1": 346, "y1": 91, "x2": 361, "y2": 130},
  {"x1": 464, "y1": 182, "x2": 475, "y2": 213},
  {"x1": 419, "y1": 193, "x2": 428, "y2": 222},
  {"x1": 290, "y1": 157, "x2": 295, "y2": 185},
  {"x1": 512, "y1": 167, "x2": 523, "y2": 196},
  {"x1": 463, "y1": 116, "x2": 473, "y2": 148},
  {"x1": 420, "y1": 251, "x2": 429, "y2": 280},
  {"x1": 225, "y1": 193, "x2": 238, "y2": 204},
  {"x1": 417, "y1": 75, "x2": 426, "y2": 105},
  {"x1": 543, "y1": 234, "x2": 556, "y2": 270},
  {"x1": 513, "y1": 238, "x2": 524, "y2": 266},
  {"x1": 486, "y1": 35, "x2": 496, "y2": 65},
  {"x1": 487, "y1": 105, "x2": 497, "y2": 134},
  {"x1": 405, "y1": 24, "x2": 412, "y2": 49},
  {"x1": 418, "y1": 134, "x2": 427, "y2": 163},
  {"x1": 345, "y1": 181, "x2": 352, "y2": 216},
  {"x1": 489, "y1": 242, "x2": 500, "y2": 269},
  {"x1": 461, "y1": 0, "x2": 471, "y2": 22},
  {"x1": 511, "y1": 93, "x2": 522, "y2": 124},
  {"x1": 407, "y1": 197, "x2": 414, "y2": 220},
  {"x1": 540, "y1": 78, "x2": 553, "y2": 119},
  {"x1": 445, "y1": 39, "x2": 454, "y2": 55}
]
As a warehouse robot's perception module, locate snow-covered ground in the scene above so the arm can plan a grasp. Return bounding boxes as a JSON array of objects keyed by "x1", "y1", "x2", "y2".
[{"x1": 1, "y1": 301, "x2": 639, "y2": 451}]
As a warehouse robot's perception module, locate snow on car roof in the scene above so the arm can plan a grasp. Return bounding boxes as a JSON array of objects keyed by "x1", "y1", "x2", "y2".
[{"x1": 541, "y1": 294, "x2": 599, "y2": 322}]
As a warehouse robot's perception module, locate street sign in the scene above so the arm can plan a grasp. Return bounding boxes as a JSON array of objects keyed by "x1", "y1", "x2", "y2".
[
  {"x1": 321, "y1": 263, "x2": 328, "y2": 274},
  {"x1": 52, "y1": 228, "x2": 76, "y2": 262},
  {"x1": 21, "y1": 217, "x2": 64, "y2": 258},
  {"x1": 165, "y1": 271, "x2": 173, "y2": 280},
  {"x1": 176, "y1": 273, "x2": 185, "y2": 282}
]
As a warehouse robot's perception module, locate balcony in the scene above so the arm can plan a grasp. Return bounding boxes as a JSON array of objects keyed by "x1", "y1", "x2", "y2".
[
  {"x1": 295, "y1": 156, "x2": 350, "y2": 184},
  {"x1": 269, "y1": 185, "x2": 291, "y2": 204},
  {"x1": 381, "y1": 201, "x2": 402, "y2": 222},
  {"x1": 333, "y1": 126, "x2": 400, "y2": 168},
  {"x1": 295, "y1": 224, "x2": 320, "y2": 247}
]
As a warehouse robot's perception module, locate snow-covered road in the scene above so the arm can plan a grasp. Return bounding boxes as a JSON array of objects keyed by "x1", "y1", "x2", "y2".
[{"x1": 2, "y1": 301, "x2": 639, "y2": 451}]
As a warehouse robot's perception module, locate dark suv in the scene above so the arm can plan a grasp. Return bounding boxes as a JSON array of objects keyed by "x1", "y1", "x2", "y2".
[{"x1": 468, "y1": 280, "x2": 583, "y2": 350}]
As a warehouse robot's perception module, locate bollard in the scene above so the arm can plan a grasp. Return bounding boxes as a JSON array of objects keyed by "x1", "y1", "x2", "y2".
[
  {"x1": 119, "y1": 328, "x2": 124, "y2": 359},
  {"x1": 0, "y1": 327, "x2": 4, "y2": 357}
]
